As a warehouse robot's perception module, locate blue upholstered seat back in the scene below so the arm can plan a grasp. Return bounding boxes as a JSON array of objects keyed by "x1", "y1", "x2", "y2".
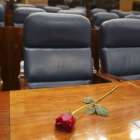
[
  {"x1": 24, "y1": 13, "x2": 93, "y2": 89},
  {"x1": 92, "y1": 12, "x2": 119, "y2": 29},
  {"x1": 99, "y1": 19, "x2": 140, "y2": 80},
  {"x1": 14, "y1": 7, "x2": 45, "y2": 27},
  {"x1": 0, "y1": 5, "x2": 5, "y2": 26},
  {"x1": 90, "y1": 8, "x2": 107, "y2": 18}
]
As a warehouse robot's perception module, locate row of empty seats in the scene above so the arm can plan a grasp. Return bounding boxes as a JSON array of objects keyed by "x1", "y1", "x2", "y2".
[
  {"x1": 1, "y1": 2, "x2": 140, "y2": 28},
  {"x1": 90, "y1": 8, "x2": 140, "y2": 18},
  {"x1": 12, "y1": 3, "x2": 87, "y2": 27},
  {"x1": 16, "y1": 12, "x2": 140, "y2": 89},
  {"x1": 90, "y1": 8, "x2": 140, "y2": 29}
]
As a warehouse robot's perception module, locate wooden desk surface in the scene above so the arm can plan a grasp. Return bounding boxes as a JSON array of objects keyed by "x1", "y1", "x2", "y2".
[
  {"x1": 0, "y1": 91, "x2": 9, "y2": 140},
  {"x1": 9, "y1": 81, "x2": 140, "y2": 140}
]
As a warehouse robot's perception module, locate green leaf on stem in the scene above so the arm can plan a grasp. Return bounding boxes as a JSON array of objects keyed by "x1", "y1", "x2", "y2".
[
  {"x1": 63, "y1": 109, "x2": 68, "y2": 113},
  {"x1": 96, "y1": 105, "x2": 110, "y2": 117},
  {"x1": 83, "y1": 97, "x2": 92, "y2": 104},
  {"x1": 63, "y1": 109, "x2": 71, "y2": 114},
  {"x1": 93, "y1": 99, "x2": 96, "y2": 102},
  {"x1": 87, "y1": 106, "x2": 96, "y2": 114}
]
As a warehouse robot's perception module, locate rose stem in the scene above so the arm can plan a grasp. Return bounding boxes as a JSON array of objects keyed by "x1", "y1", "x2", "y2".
[{"x1": 71, "y1": 85, "x2": 119, "y2": 115}]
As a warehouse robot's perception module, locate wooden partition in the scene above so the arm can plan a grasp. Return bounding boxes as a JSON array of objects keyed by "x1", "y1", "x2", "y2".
[
  {"x1": 5, "y1": 10, "x2": 14, "y2": 26},
  {"x1": 120, "y1": 0, "x2": 140, "y2": 11},
  {"x1": 0, "y1": 27, "x2": 99, "y2": 91},
  {"x1": 0, "y1": 27, "x2": 23, "y2": 91}
]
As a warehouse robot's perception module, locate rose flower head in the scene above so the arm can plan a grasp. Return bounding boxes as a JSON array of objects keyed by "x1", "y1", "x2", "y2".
[{"x1": 55, "y1": 113, "x2": 76, "y2": 132}]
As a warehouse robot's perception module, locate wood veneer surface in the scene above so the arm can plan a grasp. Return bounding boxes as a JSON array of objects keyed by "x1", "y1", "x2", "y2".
[
  {"x1": 0, "y1": 91, "x2": 9, "y2": 140},
  {"x1": 0, "y1": 27, "x2": 23, "y2": 91},
  {"x1": 120, "y1": 0, "x2": 140, "y2": 11},
  {"x1": 10, "y1": 81, "x2": 140, "y2": 140}
]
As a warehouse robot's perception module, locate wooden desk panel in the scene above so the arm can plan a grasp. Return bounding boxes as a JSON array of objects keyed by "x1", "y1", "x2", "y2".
[
  {"x1": 9, "y1": 27, "x2": 23, "y2": 90},
  {"x1": 0, "y1": 27, "x2": 23, "y2": 91},
  {"x1": 0, "y1": 91, "x2": 10, "y2": 140},
  {"x1": 28, "y1": 0, "x2": 48, "y2": 5},
  {"x1": 10, "y1": 81, "x2": 140, "y2": 140},
  {"x1": 120, "y1": 0, "x2": 140, "y2": 11},
  {"x1": 0, "y1": 27, "x2": 11, "y2": 91},
  {"x1": 5, "y1": 10, "x2": 14, "y2": 26}
]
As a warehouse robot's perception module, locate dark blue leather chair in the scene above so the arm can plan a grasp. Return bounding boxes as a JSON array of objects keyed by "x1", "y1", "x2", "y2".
[
  {"x1": 110, "y1": 9, "x2": 122, "y2": 15},
  {"x1": 13, "y1": 3, "x2": 35, "y2": 10},
  {"x1": 92, "y1": 12, "x2": 119, "y2": 29},
  {"x1": 22, "y1": 13, "x2": 93, "y2": 89},
  {"x1": 131, "y1": 11, "x2": 140, "y2": 15},
  {"x1": 58, "y1": 9, "x2": 86, "y2": 16},
  {"x1": 99, "y1": 19, "x2": 140, "y2": 81},
  {"x1": 0, "y1": 5, "x2": 5, "y2": 26},
  {"x1": 35, "y1": 4, "x2": 48, "y2": 9},
  {"x1": 0, "y1": 1, "x2": 6, "y2": 11},
  {"x1": 73, "y1": 6, "x2": 87, "y2": 14},
  {"x1": 125, "y1": 14, "x2": 140, "y2": 20},
  {"x1": 118, "y1": 11, "x2": 133, "y2": 18},
  {"x1": 44, "y1": 6, "x2": 62, "y2": 13},
  {"x1": 90, "y1": 8, "x2": 107, "y2": 18},
  {"x1": 56, "y1": 5, "x2": 69, "y2": 10},
  {"x1": 13, "y1": 7, "x2": 45, "y2": 27}
]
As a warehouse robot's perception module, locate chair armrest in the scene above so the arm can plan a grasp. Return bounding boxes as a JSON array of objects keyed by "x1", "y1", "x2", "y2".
[
  {"x1": 94, "y1": 73, "x2": 119, "y2": 82},
  {"x1": 105, "y1": 73, "x2": 126, "y2": 82},
  {"x1": 0, "y1": 78, "x2": 3, "y2": 91},
  {"x1": 18, "y1": 72, "x2": 29, "y2": 90},
  {"x1": 98, "y1": 58, "x2": 126, "y2": 82},
  {"x1": 0, "y1": 67, "x2": 3, "y2": 91},
  {"x1": 92, "y1": 59, "x2": 117, "y2": 83},
  {"x1": 18, "y1": 61, "x2": 29, "y2": 90},
  {"x1": 92, "y1": 59, "x2": 118, "y2": 83}
]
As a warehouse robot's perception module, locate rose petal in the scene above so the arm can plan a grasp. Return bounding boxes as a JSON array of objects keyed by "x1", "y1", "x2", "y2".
[{"x1": 55, "y1": 113, "x2": 76, "y2": 132}]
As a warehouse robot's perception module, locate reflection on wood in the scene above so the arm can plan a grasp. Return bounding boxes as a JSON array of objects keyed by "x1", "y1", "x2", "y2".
[
  {"x1": 10, "y1": 80, "x2": 140, "y2": 139},
  {"x1": 0, "y1": 91, "x2": 9, "y2": 140}
]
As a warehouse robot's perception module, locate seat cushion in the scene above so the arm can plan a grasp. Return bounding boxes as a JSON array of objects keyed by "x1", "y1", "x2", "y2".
[
  {"x1": 24, "y1": 48, "x2": 93, "y2": 88},
  {"x1": 102, "y1": 47, "x2": 140, "y2": 77}
]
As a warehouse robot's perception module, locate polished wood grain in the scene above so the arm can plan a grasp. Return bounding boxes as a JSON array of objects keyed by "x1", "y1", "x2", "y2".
[
  {"x1": 0, "y1": 27, "x2": 23, "y2": 91},
  {"x1": 10, "y1": 81, "x2": 140, "y2": 140},
  {"x1": 120, "y1": 0, "x2": 140, "y2": 11},
  {"x1": 5, "y1": 10, "x2": 14, "y2": 26},
  {"x1": 28, "y1": 0, "x2": 48, "y2": 5},
  {"x1": 9, "y1": 27, "x2": 23, "y2": 90},
  {"x1": 18, "y1": 72, "x2": 29, "y2": 89},
  {"x1": 94, "y1": 72, "x2": 119, "y2": 82},
  {"x1": 0, "y1": 91, "x2": 9, "y2": 140},
  {"x1": 0, "y1": 80, "x2": 3, "y2": 91},
  {"x1": 0, "y1": 27, "x2": 10, "y2": 91}
]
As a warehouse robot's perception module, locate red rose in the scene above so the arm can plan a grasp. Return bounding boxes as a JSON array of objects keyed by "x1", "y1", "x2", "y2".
[{"x1": 55, "y1": 113, "x2": 76, "y2": 132}]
